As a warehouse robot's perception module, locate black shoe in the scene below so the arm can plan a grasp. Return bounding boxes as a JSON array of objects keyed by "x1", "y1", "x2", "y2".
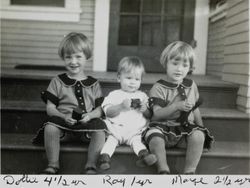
[
  {"x1": 136, "y1": 149, "x2": 157, "y2": 167},
  {"x1": 98, "y1": 154, "x2": 111, "y2": 170}
]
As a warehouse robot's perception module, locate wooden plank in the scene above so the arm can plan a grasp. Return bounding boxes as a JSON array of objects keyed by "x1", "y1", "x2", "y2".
[
  {"x1": 237, "y1": 96, "x2": 250, "y2": 108},
  {"x1": 1, "y1": 19, "x2": 94, "y2": 29},
  {"x1": 1, "y1": 51, "x2": 59, "y2": 59},
  {"x1": 1, "y1": 40, "x2": 60, "y2": 48},
  {"x1": 225, "y1": 42, "x2": 249, "y2": 54},
  {"x1": 2, "y1": 46, "x2": 57, "y2": 54},
  {"x1": 222, "y1": 73, "x2": 249, "y2": 85},
  {"x1": 2, "y1": 32, "x2": 94, "y2": 42},
  {"x1": 224, "y1": 53, "x2": 249, "y2": 63},
  {"x1": 223, "y1": 64, "x2": 250, "y2": 74},
  {"x1": 226, "y1": 20, "x2": 249, "y2": 36},
  {"x1": 224, "y1": 32, "x2": 249, "y2": 45},
  {"x1": 226, "y1": 10, "x2": 249, "y2": 27},
  {"x1": 227, "y1": 0, "x2": 246, "y2": 9},
  {"x1": 227, "y1": 0, "x2": 249, "y2": 18}
]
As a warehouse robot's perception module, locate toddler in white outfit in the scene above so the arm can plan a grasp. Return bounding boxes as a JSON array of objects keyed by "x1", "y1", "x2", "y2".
[{"x1": 98, "y1": 56, "x2": 157, "y2": 170}]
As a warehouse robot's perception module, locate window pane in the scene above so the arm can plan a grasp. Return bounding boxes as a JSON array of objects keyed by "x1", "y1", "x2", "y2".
[
  {"x1": 164, "y1": 0, "x2": 183, "y2": 16},
  {"x1": 143, "y1": 0, "x2": 162, "y2": 13},
  {"x1": 141, "y1": 16, "x2": 162, "y2": 46},
  {"x1": 163, "y1": 19, "x2": 181, "y2": 45},
  {"x1": 120, "y1": 0, "x2": 140, "y2": 13},
  {"x1": 10, "y1": 0, "x2": 65, "y2": 7},
  {"x1": 119, "y1": 16, "x2": 139, "y2": 45}
]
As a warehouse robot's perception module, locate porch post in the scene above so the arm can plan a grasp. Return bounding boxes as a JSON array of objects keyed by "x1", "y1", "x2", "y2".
[{"x1": 93, "y1": 0, "x2": 110, "y2": 72}]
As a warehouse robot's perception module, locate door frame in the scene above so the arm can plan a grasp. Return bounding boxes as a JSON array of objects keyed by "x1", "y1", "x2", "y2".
[{"x1": 93, "y1": 0, "x2": 208, "y2": 75}]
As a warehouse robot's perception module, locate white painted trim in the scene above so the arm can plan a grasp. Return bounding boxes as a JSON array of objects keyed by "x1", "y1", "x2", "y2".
[
  {"x1": 193, "y1": 0, "x2": 209, "y2": 75},
  {"x1": 0, "y1": 0, "x2": 81, "y2": 22},
  {"x1": 209, "y1": 3, "x2": 227, "y2": 23},
  {"x1": 93, "y1": 0, "x2": 110, "y2": 72}
]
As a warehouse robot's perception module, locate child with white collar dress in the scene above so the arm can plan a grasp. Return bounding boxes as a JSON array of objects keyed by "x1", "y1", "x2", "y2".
[
  {"x1": 98, "y1": 56, "x2": 157, "y2": 170},
  {"x1": 145, "y1": 41, "x2": 214, "y2": 174}
]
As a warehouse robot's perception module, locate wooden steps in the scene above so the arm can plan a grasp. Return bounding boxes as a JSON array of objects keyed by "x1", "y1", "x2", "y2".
[
  {"x1": 2, "y1": 100, "x2": 249, "y2": 142},
  {"x1": 1, "y1": 67, "x2": 249, "y2": 174},
  {"x1": 1, "y1": 133, "x2": 249, "y2": 174},
  {"x1": 1, "y1": 67, "x2": 238, "y2": 108}
]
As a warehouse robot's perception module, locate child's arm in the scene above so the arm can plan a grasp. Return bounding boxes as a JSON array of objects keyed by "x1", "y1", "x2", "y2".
[
  {"x1": 193, "y1": 108, "x2": 204, "y2": 127},
  {"x1": 80, "y1": 106, "x2": 103, "y2": 123},
  {"x1": 46, "y1": 100, "x2": 76, "y2": 126},
  {"x1": 106, "y1": 99, "x2": 131, "y2": 118},
  {"x1": 151, "y1": 100, "x2": 193, "y2": 121},
  {"x1": 139, "y1": 101, "x2": 151, "y2": 118}
]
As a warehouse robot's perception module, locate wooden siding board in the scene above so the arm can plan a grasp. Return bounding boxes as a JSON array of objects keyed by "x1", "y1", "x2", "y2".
[
  {"x1": 227, "y1": 0, "x2": 249, "y2": 18},
  {"x1": 225, "y1": 42, "x2": 249, "y2": 54},
  {"x1": 226, "y1": 10, "x2": 249, "y2": 27},
  {"x1": 223, "y1": 64, "x2": 250, "y2": 75},
  {"x1": 222, "y1": 73, "x2": 249, "y2": 85},
  {"x1": 224, "y1": 53, "x2": 249, "y2": 63},
  {"x1": 225, "y1": 21, "x2": 249, "y2": 36},
  {"x1": 227, "y1": 0, "x2": 246, "y2": 9},
  {"x1": 224, "y1": 32, "x2": 249, "y2": 45},
  {"x1": 1, "y1": 0, "x2": 95, "y2": 69}
]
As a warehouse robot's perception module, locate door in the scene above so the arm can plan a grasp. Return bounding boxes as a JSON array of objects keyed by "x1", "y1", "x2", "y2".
[{"x1": 108, "y1": 0, "x2": 195, "y2": 73}]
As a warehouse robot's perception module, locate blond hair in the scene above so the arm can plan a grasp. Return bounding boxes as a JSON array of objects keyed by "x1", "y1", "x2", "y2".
[
  {"x1": 58, "y1": 32, "x2": 92, "y2": 60},
  {"x1": 117, "y1": 56, "x2": 145, "y2": 76},
  {"x1": 160, "y1": 41, "x2": 195, "y2": 71}
]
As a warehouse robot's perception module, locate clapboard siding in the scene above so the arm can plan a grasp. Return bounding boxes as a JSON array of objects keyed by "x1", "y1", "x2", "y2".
[
  {"x1": 226, "y1": 20, "x2": 249, "y2": 36},
  {"x1": 222, "y1": 0, "x2": 249, "y2": 112},
  {"x1": 206, "y1": 15, "x2": 225, "y2": 77},
  {"x1": 1, "y1": 0, "x2": 95, "y2": 69}
]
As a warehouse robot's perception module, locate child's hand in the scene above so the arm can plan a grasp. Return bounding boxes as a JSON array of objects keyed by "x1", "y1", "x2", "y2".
[
  {"x1": 79, "y1": 113, "x2": 91, "y2": 124},
  {"x1": 121, "y1": 99, "x2": 131, "y2": 111},
  {"x1": 64, "y1": 116, "x2": 77, "y2": 126},
  {"x1": 175, "y1": 100, "x2": 193, "y2": 112},
  {"x1": 138, "y1": 100, "x2": 147, "y2": 113}
]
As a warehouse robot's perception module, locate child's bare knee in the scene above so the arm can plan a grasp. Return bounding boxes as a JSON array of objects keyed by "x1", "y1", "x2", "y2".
[
  {"x1": 44, "y1": 124, "x2": 61, "y2": 136},
  {"x1": 188, "y1": 130, "x2": 205, "y2": 143}
]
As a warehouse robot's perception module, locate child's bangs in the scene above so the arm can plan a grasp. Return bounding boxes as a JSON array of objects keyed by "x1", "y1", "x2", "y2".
[
  {"x1": 63, "y1": 40, "x2": 82, "y2": 55},
  {"x1": 169, "y1": 47, "x2": 191, "y2": 62}
]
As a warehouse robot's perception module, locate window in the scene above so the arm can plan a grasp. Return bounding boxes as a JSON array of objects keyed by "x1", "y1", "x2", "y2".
[
  {"x1": 118, "y1": 0, "x2": 183, "y2": 46},
  {"x1": 0, "y1": 0, "x2": 81, "y2": 22}
]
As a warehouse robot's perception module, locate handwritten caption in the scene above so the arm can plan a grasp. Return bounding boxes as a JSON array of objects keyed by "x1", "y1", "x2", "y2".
[{"x1": 1, "y1": 174, "x2": 250, "y2": 188}]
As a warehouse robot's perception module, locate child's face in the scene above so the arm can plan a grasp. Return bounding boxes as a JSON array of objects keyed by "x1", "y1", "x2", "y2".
[
  {"x1": 64, "y1": 52, "x2": 87, "y2": 76},
  {"x1": 118, "y1": 70, "x2": 142, "y2": 93},
  {"x1": 166, "y1": 56, "x2": 190, "y2": 83}
]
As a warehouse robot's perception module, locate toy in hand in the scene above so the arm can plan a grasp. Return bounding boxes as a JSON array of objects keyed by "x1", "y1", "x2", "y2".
[
  {"x1": 72, "y1": 107, "x2": 84, "y2": 121},
  {"x1": 131, "y1": 99, "x2": 141, "y2": 109}
]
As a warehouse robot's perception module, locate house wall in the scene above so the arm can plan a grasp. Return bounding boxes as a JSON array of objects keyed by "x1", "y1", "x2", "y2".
[
  {"x1": 206, "y1": 16, "x2": 226, "y2": 77},
  {"x1": 222, "y1": 0, "x2": 250, "y2": 113},
  {"x1": 1, "y1": 0, "x2": 95, "y2": 70}
]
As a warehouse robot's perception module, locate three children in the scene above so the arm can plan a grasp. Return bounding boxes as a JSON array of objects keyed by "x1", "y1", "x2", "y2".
[{"x1": 34, "y1": 32, "x2": 213, "y2": 174}]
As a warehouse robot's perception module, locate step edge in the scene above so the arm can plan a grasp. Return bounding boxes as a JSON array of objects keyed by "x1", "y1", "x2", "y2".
[
  {"x1": 1, "y1": 134, "x2": 249, "y2": 159},
  {"x1": 1, "y1": 67, "x2": 239, "y2": 89},
  {"x1": 2, "y1": 101, "x2": 249, "y2": 120}
]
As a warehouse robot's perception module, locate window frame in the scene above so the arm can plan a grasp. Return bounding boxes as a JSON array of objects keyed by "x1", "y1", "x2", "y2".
[{"x1": 0, "y1": 0, "x2": 82, "y2": 22}]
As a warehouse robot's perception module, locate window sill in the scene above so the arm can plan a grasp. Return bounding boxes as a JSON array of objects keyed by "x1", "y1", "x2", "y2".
[{"x1": 0, "y1": 5, "x2": 82, "y2": 22}]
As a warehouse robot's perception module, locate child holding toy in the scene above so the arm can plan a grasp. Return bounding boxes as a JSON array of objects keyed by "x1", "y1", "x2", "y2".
[
  {"x1": 98, "y1": 56, "x2": 157, "y2": 170},
  {"x1": 33, "y1": 32, "x2": 106, "y2": 174},
  {"x1": 145, "y1": 41, "x2": 214, "y2": 174}
]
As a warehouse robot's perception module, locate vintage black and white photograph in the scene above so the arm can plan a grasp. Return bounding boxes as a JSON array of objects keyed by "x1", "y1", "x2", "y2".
[{"x1": 0, "y1": 0, "x2": 249, "y2": 186}]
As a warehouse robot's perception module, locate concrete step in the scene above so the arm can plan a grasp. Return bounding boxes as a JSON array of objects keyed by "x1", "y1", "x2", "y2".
[
  {"x1": 1, "y1": 100, "x2": 249, "y2": 142},
  {"x1": 1, "y1": 133, "x2": 249, "y2": 174},
  {"x1": 1, "y1": 67, "x2": 239, "y2": 108}
]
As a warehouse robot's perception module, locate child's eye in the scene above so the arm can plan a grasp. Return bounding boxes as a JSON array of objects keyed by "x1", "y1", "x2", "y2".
[{"x1": 64, "y1": 55, "x2": 71, "y2": 59}]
